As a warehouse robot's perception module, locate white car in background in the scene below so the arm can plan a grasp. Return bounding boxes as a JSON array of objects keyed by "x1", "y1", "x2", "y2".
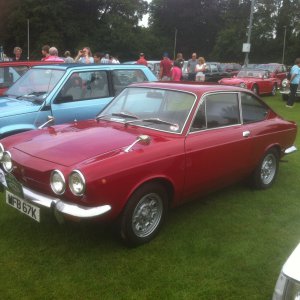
[{"x1": 273, "y1": 243, "x2": 300, "y2": 299}]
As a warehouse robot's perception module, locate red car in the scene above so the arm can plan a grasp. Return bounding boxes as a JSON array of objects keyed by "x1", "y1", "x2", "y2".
[
  {"x1": 219, "y1": 69, "x2": 278, "y2": 96},
  {"x1": 0, "y1": 82, "x2": 297, "y2": 246},
  {"x1": 257, "y1": 63, "x2": 287, "y2": 87},
  {"x1": 0, "y1": 61, "x2": 63, "y2": 95}
]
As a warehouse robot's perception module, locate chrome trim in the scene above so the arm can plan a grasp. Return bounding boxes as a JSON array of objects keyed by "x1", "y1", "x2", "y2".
[
  {"x1": 2, "y1": 151, "x2": 13, "y2": 173},
  {"x1": 22, "y1": 185, "x2": 111, "y2": 218},
  {"x1": 69, "y1": 170, "x2": 86, "y2": 196},
  {"x1": 0, "y1": 143, "x2": 4, "y2": 160},
  {"x1": 38, "y1": 116, "x2": 55, "y2": 129},
  {"x1": 50, "y1": 170, "x2": 66, "y2": 195},
  {"x1": 284, "y1": 145, "x2": 297, "y2": 155},
  {"x1": 124, "y1": 135, "x2": 151, "y2": 152},
  {"x1": 243, "y1": 130, "x2": 250, "y2": 137}
]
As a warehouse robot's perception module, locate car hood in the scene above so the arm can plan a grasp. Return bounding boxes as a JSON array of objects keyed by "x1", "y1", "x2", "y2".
[
  {"x1": 0, "y1": 96, "x2": 41, "y2": 117},
  {"x1": 219, "y1": 78, "x2": 249, "y2": 84},
  {"x1": 11, "y1": 120, "x2": 161, "y2": 167}
]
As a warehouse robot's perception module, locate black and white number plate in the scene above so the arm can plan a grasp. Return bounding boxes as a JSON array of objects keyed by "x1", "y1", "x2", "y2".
[{"x1": 6, "y1": 191, "x2": 40, "y2": 222}]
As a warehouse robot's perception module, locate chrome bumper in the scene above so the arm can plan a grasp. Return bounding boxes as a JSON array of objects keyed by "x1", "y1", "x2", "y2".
[
  {"x1": 23, "y1": 186, "x2": 111, "y2": 220},
  {"x1": 284, "y1": 145, "x2": 297, "y2": 155}
]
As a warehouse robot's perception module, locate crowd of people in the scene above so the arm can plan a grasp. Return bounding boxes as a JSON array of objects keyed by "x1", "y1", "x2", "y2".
[
  {"x1": 136, "y1": 51, "x2": 207, "y2": 82},
  {"x1": 0, "y1": 45, "x2": 121, "y2": 65},
  {"x1": 1, "y1": 45, "x2": 211, "y2": 83}
]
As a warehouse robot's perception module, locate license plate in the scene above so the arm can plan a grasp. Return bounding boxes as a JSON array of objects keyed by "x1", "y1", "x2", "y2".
[{"x1": 6, "y1": 191, "x2": 40, "y2": 222}]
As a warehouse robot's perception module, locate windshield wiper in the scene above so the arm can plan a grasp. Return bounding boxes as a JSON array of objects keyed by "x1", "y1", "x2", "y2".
[
  {"x1": 96, "y1": 112, "x2": 139, "y2": 121},
  {"x1": 142, "y1": 118, "x2": 178, "y2": 127},
  {"x1": 16, "y1": 91, "x2": 47, "y2": 103},
  {"x1": 125, "y1": 117, "x2": 178, "y2": 128}
]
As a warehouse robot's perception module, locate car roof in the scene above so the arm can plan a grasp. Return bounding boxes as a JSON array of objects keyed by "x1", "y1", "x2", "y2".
[
  {"x1": 129, "y1": 81, "x2": 247, "y2": 95},
  {"x1": 32, "y1": 63, "x2": 151, "y2": 71},
  {"x1": 0, "y1": 61, "x2": 63, "y2": 67}
]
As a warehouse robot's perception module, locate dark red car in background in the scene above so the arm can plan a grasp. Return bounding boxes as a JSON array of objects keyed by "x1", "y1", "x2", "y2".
[
  {"x1": 0, "y1": 61, "x2": 63, "y2": 95},
  {"x1": 257, "y1": 63, "x2": 287, "y2": 87}
]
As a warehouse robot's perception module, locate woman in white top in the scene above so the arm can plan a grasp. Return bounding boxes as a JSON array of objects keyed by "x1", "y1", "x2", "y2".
[
  {"x1": 195, "y1": 57, "x2": 206, "y2": 82},
  {"x1": 75, "y1": 47, "x2": 94, "y2": 64}
]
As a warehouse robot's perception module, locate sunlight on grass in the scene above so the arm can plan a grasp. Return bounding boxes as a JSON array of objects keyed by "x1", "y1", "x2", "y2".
[{"x1": 0, "y1": 92, "x2": 299, "y2": 299}]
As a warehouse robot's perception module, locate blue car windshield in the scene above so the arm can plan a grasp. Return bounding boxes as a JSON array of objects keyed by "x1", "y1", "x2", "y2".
[{"x1": 4, "y1": 68, "x2": 65, "y2": 99}]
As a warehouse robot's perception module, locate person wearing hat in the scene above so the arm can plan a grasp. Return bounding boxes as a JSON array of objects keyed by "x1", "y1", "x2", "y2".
[
  {"x1": 159, "y1": 52, "x2": 173, "y2": 81},
  {"x1": 136, "y1": 53, "x2": 148, "y2": 66}
]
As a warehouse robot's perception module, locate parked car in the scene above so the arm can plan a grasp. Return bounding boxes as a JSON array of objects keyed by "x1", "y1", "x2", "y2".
[
  {"x1": 219, "y1": 68, "x2": 278, "y2": 96},
  {"x1": 257, "y1": 63, "x2": 287, "y2": 87},
  {"x1": 0, "y1": 82, "x2": 297, "y2": 246},
  {"x1": 0, "y1": 61, "x2": 64, "y2": 95},
  {"x1": 272, "y1": 242, "x2": 300, "y2": 299},
  {"x1": 220, "y1": 63, "x2": 242, "y2": 76},
  {"x1": 280, "y1": 79, "x2": 300, "y2": 102},
  {"x1": 0, "y1": 63, "x2": 157, "y2": 138},
  {"x1": 147, "y1": 60, "x2": 161, "y2": 79}
]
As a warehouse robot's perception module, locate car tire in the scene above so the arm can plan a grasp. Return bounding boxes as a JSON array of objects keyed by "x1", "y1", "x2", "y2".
[
  {"x1": 119, "y1": 182, "x2": 168, "y2": 247},
  {"x1": 252, "y1": 84, "x2": 259, "y2": 95},
  {"x1": 252, "y1": 148, "x2": 279, "y2": 189},
  {"x1": 271, "y1": 85, "x2": 277, "y2": 96},
  {"x1": 282, "y1": 94, "x2": 289, "y2": 102}
]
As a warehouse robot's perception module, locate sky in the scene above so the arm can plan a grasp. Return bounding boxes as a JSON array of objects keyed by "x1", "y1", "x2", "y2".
[{"x1": 139, "y1": 0, "x2": 151, "y2": 27}]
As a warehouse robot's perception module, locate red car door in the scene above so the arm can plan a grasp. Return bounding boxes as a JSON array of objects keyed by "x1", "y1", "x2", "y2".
[{"x1": 183, "y1": 92, "x2": 254, "y2": 200}]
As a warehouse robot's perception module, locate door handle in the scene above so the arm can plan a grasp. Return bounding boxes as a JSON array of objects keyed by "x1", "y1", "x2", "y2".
[{"x1": 243, "y1": 130, "x2": 250, "y2": 137}]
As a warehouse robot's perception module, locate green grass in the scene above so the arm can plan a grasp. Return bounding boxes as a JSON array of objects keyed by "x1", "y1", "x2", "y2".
[{"x1": 1, "y1": 92, "x2": 300, "y2": 299}]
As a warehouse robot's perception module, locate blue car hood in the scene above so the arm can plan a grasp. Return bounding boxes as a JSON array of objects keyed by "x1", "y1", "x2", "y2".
[{"x1": 0, "y1": 96, "x2": 41, "y2": 117}]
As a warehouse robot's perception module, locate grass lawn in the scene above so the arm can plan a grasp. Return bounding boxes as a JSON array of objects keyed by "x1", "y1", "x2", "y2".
[{"x1": 0, "y1": 92, "x2": 300, "y2": 300}]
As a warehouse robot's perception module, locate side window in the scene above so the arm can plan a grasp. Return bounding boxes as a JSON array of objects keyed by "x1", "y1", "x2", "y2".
[
  {"x1": 59, "y1": 71, "x2": 108, "y2": 102},
  {"x1": 191, "y1": 93, "x2": 240, "y2": 131},
  {"x1": 112, "y1": 69, "x2": 148, "y2": 95},
  {"x1": 206, "y1": 93, "x2": 240, "y2": 128},
  {"x1": 241, "y1": 93, "x2": 269, "y2": 123},
  {"x1": 210, "y1": 64, "x2": 218, "y2": 73}
]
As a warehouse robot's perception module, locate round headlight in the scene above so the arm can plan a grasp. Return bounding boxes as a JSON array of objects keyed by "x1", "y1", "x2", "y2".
[
  {"x1": 69, "y1": 170, "x2": 86, "y2": 196},
  {"x1": 240, "y1": 82, "x2": 246, "y2": 88},
  {"x1": 282, "y1": 79, "x2": 288, "y2": 88},
  {"x1": 0, "y1": 143, "x2": 4, "y2": 161},
  {"x1": 2, "y1": 151, "x2": 13, "y2": 172},
  {"x1": 50, "y1": 170, "x2": 66, "y2": 195}
]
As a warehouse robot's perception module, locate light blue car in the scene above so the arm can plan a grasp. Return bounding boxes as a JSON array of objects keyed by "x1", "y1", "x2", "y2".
[{"x1": 0, "y1": 64, "x2": 157, "y2": 138}]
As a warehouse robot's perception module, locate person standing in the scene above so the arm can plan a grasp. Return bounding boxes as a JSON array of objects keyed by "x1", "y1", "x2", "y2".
[
  {"x1": 44, "y1": 47, "x2": 64, "y2": 62},
  {"x1": 195, "y1": 57, "x2": 206, "y2": 82},
  {"x1": 136, "y1": 53, "x2": 148, "y2": 66},
  {"x1": 159, "y1": 52, "x2": 173, "y2": 81},
  {"x1": 41, "y1": 45, "x2": 50, "y2": 61},
  {"x1": 286, "y1": 58, "x2": 300, "y2": 108},
  {"x1": 93, "y1": 52, "x2": 103, "y2": 64},
  {"x1": 64, "y1": 51, "x2": 75, "y2": 63},
  {"x1": 171, "y1": 60, "x2": 182, "y2": 81},
  {"x1": 100, "y1": 53, "x2": 110, "y2": 64},
  {"x1": 187, "y1": 53, "x2": 198, "y2": 81},
  {"x1": 12, "y1": 47, "x2": 24, "y2": 61},
  {"x1": 175, "y1": 52, "x2": 185, "y2": 69},
  {"x1": 75, "y1": 47, "x2": 94, "y2": 64}
]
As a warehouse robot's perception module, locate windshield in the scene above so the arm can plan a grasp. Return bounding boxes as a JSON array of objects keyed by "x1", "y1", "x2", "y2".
[
  {"x1": 98, "y1": 87, "x2": 196, "y2": 134},
  {"x1": 4, "y1": 68, "x2": 65, "y2": 100},
  {"x1": 237, "y1": 69, "x2": 267, "y2": 79},
  {"x1": 257, "y1": 64, "x2": 277, "y2": 72}
]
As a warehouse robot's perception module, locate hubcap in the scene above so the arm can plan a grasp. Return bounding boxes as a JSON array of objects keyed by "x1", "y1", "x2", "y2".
[
  {"x1": 132, "y1": 193, "x2": 163, "y2": 238},
  {"x1": 260, "y1": 153, "x2": 276, "y2": 185}
]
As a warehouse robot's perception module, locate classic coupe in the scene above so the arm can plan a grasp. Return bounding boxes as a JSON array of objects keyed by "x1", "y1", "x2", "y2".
[
  {"x1": 0, "y1": 82, "x2": 297, "y2": 246},
  {"x1": 0, "y1": 63, "x2": 156, "y2": 138},
  {"x1": 219, "y1": 69, "x2": 278, "y2": 96}
]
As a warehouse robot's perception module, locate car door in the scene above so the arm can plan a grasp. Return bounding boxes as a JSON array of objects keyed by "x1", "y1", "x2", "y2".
[
  {"x1": 50, "y1": 70, "x2": 113, "y2": 123},
  {"x1": 183, "y1": 92, "x2": 254, "y2": 200}
]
